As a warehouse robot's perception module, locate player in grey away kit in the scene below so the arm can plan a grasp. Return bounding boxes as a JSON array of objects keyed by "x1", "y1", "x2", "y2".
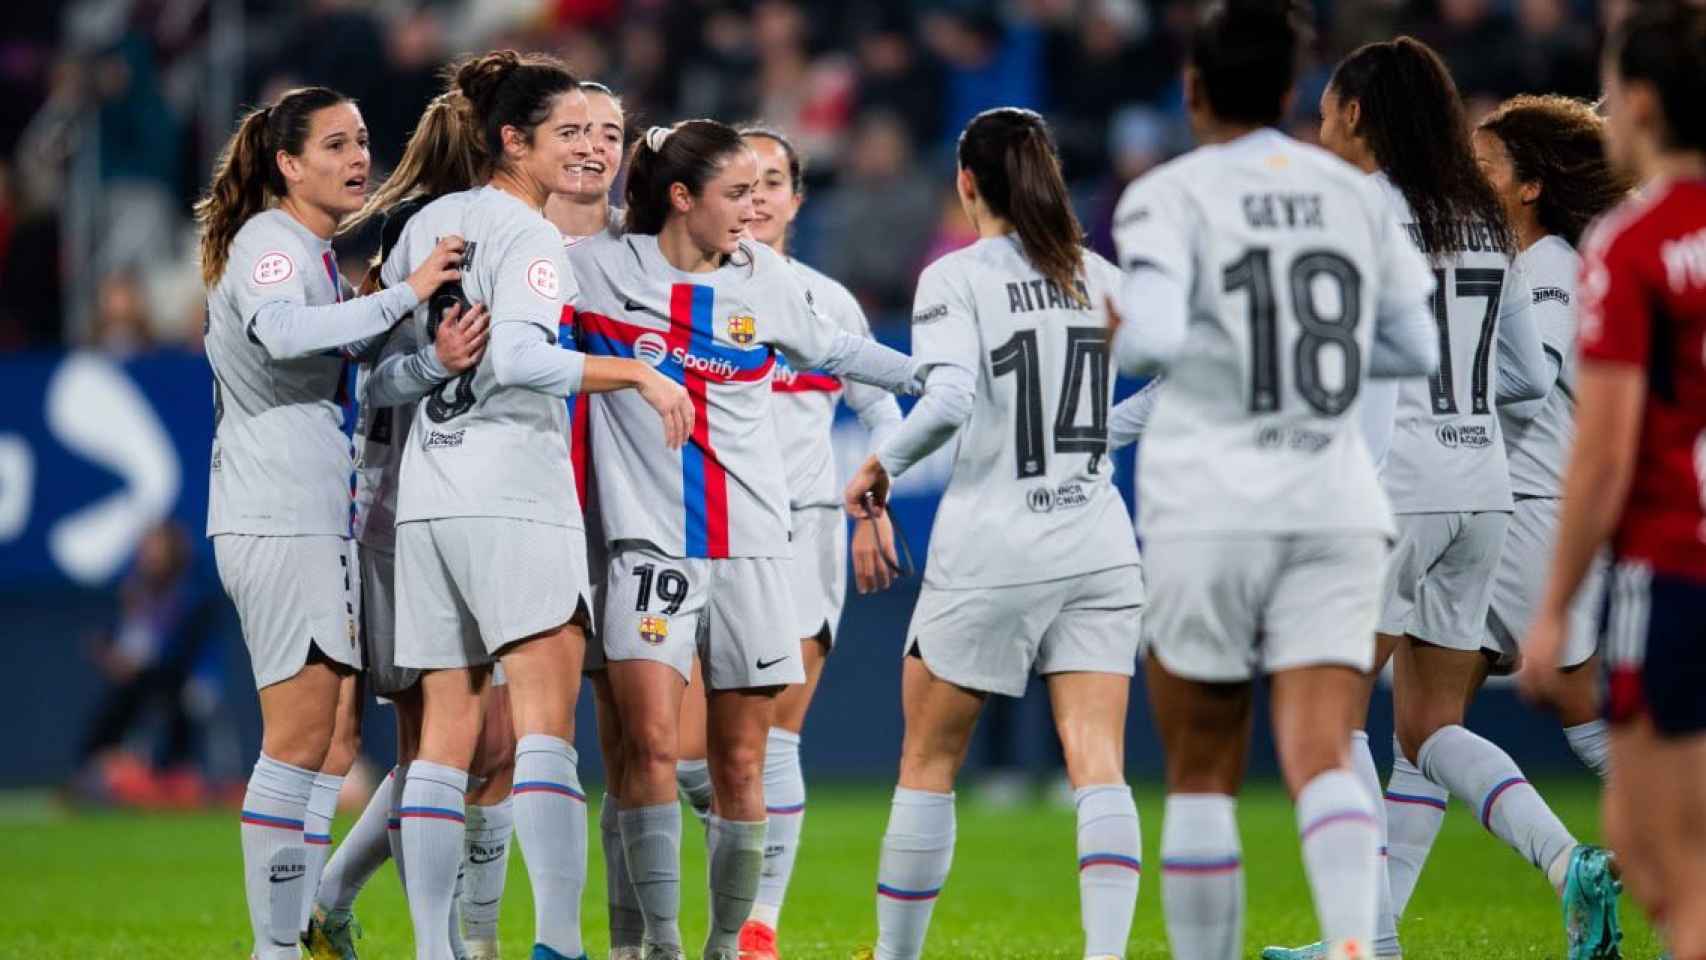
[
  {"x1": 360, "y1": 54, "x2": 691, "y2": 960},
  {"x1": 195, "y1": 85, "x2": 465, "y2": 960},
  {"x1": 845, "y1": 108, "x2": 1144, "y2": 960}
]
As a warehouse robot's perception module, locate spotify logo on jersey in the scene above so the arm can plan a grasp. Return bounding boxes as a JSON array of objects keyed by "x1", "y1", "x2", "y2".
[{"x1": 635, "y1": 332, "x2": 669, "y2": 367}]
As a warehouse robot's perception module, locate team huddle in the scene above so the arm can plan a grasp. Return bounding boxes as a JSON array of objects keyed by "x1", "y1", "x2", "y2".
[{"x1": 195, "y1": 2, "x2": 1706, "y2": 960}]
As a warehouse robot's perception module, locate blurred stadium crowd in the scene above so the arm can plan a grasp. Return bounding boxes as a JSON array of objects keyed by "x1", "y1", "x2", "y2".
[{"x1": 0, "y1": 0, "x2": 1623, "y2": 356}]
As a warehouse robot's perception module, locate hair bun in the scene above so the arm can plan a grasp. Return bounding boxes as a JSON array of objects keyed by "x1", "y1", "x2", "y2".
[{"x1": 454, "y1": 51, "x2": 521, "y2": 114}]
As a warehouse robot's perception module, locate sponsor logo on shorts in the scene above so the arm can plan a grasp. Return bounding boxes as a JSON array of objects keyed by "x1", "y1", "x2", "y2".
[
  {"x1": 1026, "y1": 482, "x2": 1090, "y2": 514},
  {"x1": 1533, "y1": 285, "x2": 1570, "y2": 306},
  {"x1": 727, "y1": 314, "x2": 757, "y2": 345},
  {"x1": 1256, "y1": 425, "x2": 1333, "y2": 453},
  {"x1": 639, "y1": 615, "x2": 669, "y2": 645},
  {"x1": 913, "y1": 304, "x2": 949, "y2": 325},
  {"x1": 634, "y1": 332, "x2": 669, "y2": 366},
  {"x1": 425, "y1": 429, "x2": 465, "y2": 449},
  {"x1": 1435, "y1": 423, "x2": 1492, "y2": 449},
  {"x1": 252, "y1": 251, "x2": 294, "y2": 286}
]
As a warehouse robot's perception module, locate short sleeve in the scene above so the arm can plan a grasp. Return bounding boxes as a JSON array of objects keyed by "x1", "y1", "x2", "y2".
[
  {"x1": 1111, "y1": 167, "x2": 1194, "y2": 280},
  {"x1": 494, "y1": 223, "x2": 574, "y2": 339},
  {"x1": 1578, "y1": 225, "x2": 1650, "y2": 366},
  {"x1": 228, "y1": 223, "x2": 309, "y2": 323},
  {"x1": 1372, "y1": 200, "x2": 1436, "y2": 325},
  {"x1": 909, "y1": 258, "x2": 980, "y2": 376}
]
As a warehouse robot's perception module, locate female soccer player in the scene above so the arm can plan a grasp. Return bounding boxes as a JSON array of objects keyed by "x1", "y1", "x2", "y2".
[
  {"x1": 568, "y1": 118, "x2": 921, "y2": 960},
  {"x1": 1110, "y1": 3, "x2": 1443, "y2": 957},
  {"x1": 1524, "y1": 4, "x2": 1706, "y2": 954},
  {"x1": 670, "y1": 125, "x2": 904, "y2": 960},
  {"x1": 363, "y1": 53, "x2": 692, "y2": 960},
  {"x1": 1267, "y1": 34, "x2": 1620, "y2": 960},
  {"x1": 195, "y1": 84, "x2": 463, "y2": 960},
  {"x1": 843, "y1": 106, "x2": 1144, "y2": 960},
  {"x1": 306, "y1": 88, "x2": 511, "y2": 960}
]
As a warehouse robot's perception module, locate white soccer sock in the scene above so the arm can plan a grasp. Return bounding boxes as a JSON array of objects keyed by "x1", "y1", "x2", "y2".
[
  {"x1": 1349, "y1": 731, "x2": 1400, "y2": 956},
  {"x1": 1417, "y1": 725, "x2": 1577, "y2": 893},
  {"x1": 1297, "y1": 769, "x2": 1381, "y2": 953},
  {"x1": 676, "y1": 758, "x2": 714, "y2": 820},
  {"x1": 874, "y1": 787, "x2": 955, "y2": 960},
  {"x1": 601, "y1": 793, "x2": 646, "y2": 950},
  {"x1": 753, "y1": 727, "x2": 806, "y2": 931},
  {"x1": 1384, "y1": 735, "x2": 1447, "y2": 919},
  {"x1": 318, "y1": 767, "x2": 396, "y2": 913},
  {"x1": 1076, "y1": 783, "x2": 1141, "y2": 959},
  {"x1": 240, "y1": 753, "x2": 315, "y2": 960},
  {"x1": 461, "y1": 797, "x2": 513, "y2": 943},
  {"x1": 706, "y1": 815, "x2": 767, "y2": 955},
  {"x1": 620, "y1": 802, "x2": 684, "y2": 950},
  {"x1": 513, "y1": 734, "x2": 588, "y2": 957},
  {"x1": 400, "y1": 760, "x2": 468, "y2": 960},
  {"x1": 389, "y1": 762, "x2": 409, "y2": 896},
  {"x1": 1564, "y1": 720, "x2": 1611, "y2": 781},
  {"x1": 1160, "y1": 794, "x2": 1242, "y2": 960},
  {"x1": 301, "y1": 771, "x2": 344, "y2": 933}
]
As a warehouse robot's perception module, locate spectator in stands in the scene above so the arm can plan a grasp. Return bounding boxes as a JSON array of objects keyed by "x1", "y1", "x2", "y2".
[
  {"x1": 818, "y1": 109, "x2": 937, "y2": 313},
  {"x1": 852, "y1": 9, "x2": 945, "y2": 158},
  {"x1": 753, "y1": 0, "x2": 856, "y2": 178},
  {"x1": 921, "y1": 8, "x2": 1044, "y2": 144},
  {"x1": 90, "y1": 268, "x2": 153, "y2": 358}
]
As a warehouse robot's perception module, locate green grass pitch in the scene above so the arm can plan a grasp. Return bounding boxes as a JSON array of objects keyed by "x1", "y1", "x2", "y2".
[{"x1": 0, "y1": 778, "x2": 1657, "y2": 959}]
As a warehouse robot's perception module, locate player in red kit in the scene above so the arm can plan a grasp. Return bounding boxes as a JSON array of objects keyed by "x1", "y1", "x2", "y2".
[{"x1": 1522, "y1": 4, "x2": 1706, "y2": 956}]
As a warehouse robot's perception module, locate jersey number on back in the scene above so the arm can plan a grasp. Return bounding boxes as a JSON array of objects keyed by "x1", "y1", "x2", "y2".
[
  {"x1": 1224, "y1": 248, "x2": 1363, "y2": 416},
  {"x1": 1426, "y1": 267, "x2": 1504, "y2": 415},
  {"x1": 989, "y1": 327, "x2": 1109, "y2": 479}
]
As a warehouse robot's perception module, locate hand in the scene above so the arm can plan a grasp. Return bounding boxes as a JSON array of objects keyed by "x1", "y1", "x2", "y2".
[
  {"x1": 638, "y1": 367, "x2": 694, "y2": 449},
  {"x1": 851, "y1": 508, "x2": 898, "y2": 594},
  {"x1": 433, "y1": 302, "x2": 489, "y2": 375},
  {"x1": 844, "y1": 455, "x2": 892, "y2": 519},
  {"x1": 1517, "y1": 608, "x2": 1570, "y2": 710},
  {"x1": 405, "y1": 235, "x2": 465, "y2": 302}
]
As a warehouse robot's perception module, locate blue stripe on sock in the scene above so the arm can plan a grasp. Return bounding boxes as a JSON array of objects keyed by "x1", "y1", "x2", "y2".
[
  {"x1": 877, "y1": 882, "x2": 941, "y2": 901},
  {"x1": 766, "y1": 802, "x2": 806, "y2": 815},
  {"x1": 1384, "y1": 790, "x2": 1447, "y2": 811},
  {"x1": 1078, "y1": 853, "x2": 1141, "y2": 872},
  {"x1": 240, "y1": 810, "x2": 305, "y2": 830},
  {"x1": 305, "y1": 832, "x2": 333, "y2": 845},
  {"x1": 1161, "y1": 856, "x2": 1241, "y2": 874},
  {"x1": 512, "y1": 780, "x2": 587, "y2": 802},
  {"x1": 1301, "y1": 809, "x2": 1377, "y2": 841},
  {"x1": 398, "y1": 805, "x2": 465, "y2": 823},
  {"x1": 1480, "y1": 777, "x2": 1528, "y2": 829}
]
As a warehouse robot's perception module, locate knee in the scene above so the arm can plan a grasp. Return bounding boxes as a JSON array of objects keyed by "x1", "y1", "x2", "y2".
[
  {"x1": 262, "y1": 718, "x2": 336, "y2": 771},
  {"x1": 709, "y1": 741, "x2": 765, "y2": 797},
  {"x1": 1395, "y1": 708, "x2": 1451, "y2": 767},
  {"x1": 322, "y1": 730, "x2": 361, "y2": 777},
  {"x1": 623, "y1": 719, "x2": 680, "y2": 774}
]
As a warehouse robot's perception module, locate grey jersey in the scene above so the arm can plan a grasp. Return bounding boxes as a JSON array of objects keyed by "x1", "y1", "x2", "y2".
[
  {"x1": 1500, "y1": 235, "x2": 1579, "y2": 498},
  {"x1": 393, "y1": 186, "x2": 582, "y2": 528},
  {"x1": 352, "y1": 323, "x2": 417, "y2": 551},
  {"x1": 205, "y1": 209, "x2": 354, "y2": 537},
  {"x1": 1375, "y1": 175, "x2": 1531, "y2": 514},
  {"x1": 1112, "y1": 131, "x2": 1436, "y2": 539},
  {"x1": 910, "y1": 237, "x2": 1139, "y2": 589}
]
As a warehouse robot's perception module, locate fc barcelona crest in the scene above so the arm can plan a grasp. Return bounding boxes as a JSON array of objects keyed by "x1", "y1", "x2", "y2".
[
  {"x1": 639, "y1": 615, "x2": 670, "y2": 645},
  {"x1": 727, "y1": 314, "x2": 757, "y2": 345}
]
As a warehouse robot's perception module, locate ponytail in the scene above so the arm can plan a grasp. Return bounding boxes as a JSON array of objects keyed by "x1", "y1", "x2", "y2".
[
  {"x1": 624, "y1": 119, "x2": 749, "y2": 235},
  {"x1": 194, "y1": 86, "x2": 350, "y2": 287},
  {"x1": 343, "y1": 91, "x2": 487, "y2": 236},
  {"x1": 959, "y1": 108, "x2": 1085, "y2": 304}
]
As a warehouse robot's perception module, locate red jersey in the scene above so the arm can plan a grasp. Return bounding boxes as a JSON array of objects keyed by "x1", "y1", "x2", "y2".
[{"x1": 1578, "y1": 178, "x2": 1706, "y2": 579}]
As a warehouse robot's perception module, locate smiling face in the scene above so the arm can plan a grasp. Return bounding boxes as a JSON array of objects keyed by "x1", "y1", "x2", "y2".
[
  {"x1": 566, "y1": 89, "x2": 625, "y2": 201},
  {"x1": 675, "y1": 144, "x2": 758, "y2": 257},
  {"x1": 745, "y1": 134, "x2": 801, "y2": 250},
  {"x1": 278, "y1": 101, "x2": 370, "y2": 218},
  {"x1": 505, "y1": 88, "x2": 593, "y2": 198}
]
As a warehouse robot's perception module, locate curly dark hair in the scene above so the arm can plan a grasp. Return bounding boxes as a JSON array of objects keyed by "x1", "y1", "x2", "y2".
[
  {"x1": 1329, "y1": 37, "x2": 1511, "y2": 259},
  {"x1": 1478, "y1": 95, "x2": 1632, "y2": 248}
]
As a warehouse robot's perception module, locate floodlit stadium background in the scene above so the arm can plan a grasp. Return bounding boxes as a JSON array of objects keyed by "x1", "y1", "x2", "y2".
[{"x1": 0, "y1": 0, "x2": 1619, "y2": 799}]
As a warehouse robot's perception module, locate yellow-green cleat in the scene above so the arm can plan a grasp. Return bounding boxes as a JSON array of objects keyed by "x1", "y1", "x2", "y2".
[{"x1": 304, "y1": 904, "x2": 361, "y2": 960}]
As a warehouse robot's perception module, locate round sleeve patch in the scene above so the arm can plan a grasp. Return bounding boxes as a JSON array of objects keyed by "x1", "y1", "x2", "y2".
[
  {"x1": 251, "y1": 251, "x2": 295, "y2": 286},
  {"x1": 526, "y1": 258, "x2": 560, "y2": 300}
]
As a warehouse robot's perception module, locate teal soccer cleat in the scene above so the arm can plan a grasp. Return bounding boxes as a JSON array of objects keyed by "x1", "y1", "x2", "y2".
[{"x1": 1563, "y1": 844, "x2": 1623, "y2": 960}]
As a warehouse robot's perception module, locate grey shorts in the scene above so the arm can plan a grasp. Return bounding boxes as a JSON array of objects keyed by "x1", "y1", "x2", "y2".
[
  {"x1": 1380, "y1": 511, "x2": 1509, "y2": 651},
  {"x1": 908, "y1": 564, "x2": 1144, "y2": 697},
  {"x1": 394, "y1": 518, "x2": 593, "y2": 671},
  {"x1": 1486, "y1": 496, "x2": 1604, "y2": 668},
  {"x1": 1144, "y1": 533, "x2": 1387, "y2": 683},
  {"x1": 787, "y1": 506, "x2": 847, "y2": 645},
  {"x1": 214, "y1": 534, "x2": 361, "y2": 689},
  {"x1": 600, "y1": 542, "x2": 805, "y2": 690},
  {"x1": 357, "y1": 544, "x2": 420, "y2": 697}
]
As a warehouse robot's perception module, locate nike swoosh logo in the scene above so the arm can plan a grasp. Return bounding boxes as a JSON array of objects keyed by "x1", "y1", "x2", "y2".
[
  {"x1": 467, "y1": 852, "x2": 505, "y2": 865},
  {"x1": 756, "y1": 656, "x2": 789, "y2": 670},
  {"x1": 624, "y1": 298, "x2": 653, "y2": 314},
  {"x1": 269, "y1": 874, "x2": 303, "y2": 884}
]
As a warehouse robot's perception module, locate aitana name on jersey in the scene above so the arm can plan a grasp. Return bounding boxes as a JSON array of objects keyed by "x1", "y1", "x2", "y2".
[{"x1": 633, "y1": 331, "x2": 740, "y2": 379}]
